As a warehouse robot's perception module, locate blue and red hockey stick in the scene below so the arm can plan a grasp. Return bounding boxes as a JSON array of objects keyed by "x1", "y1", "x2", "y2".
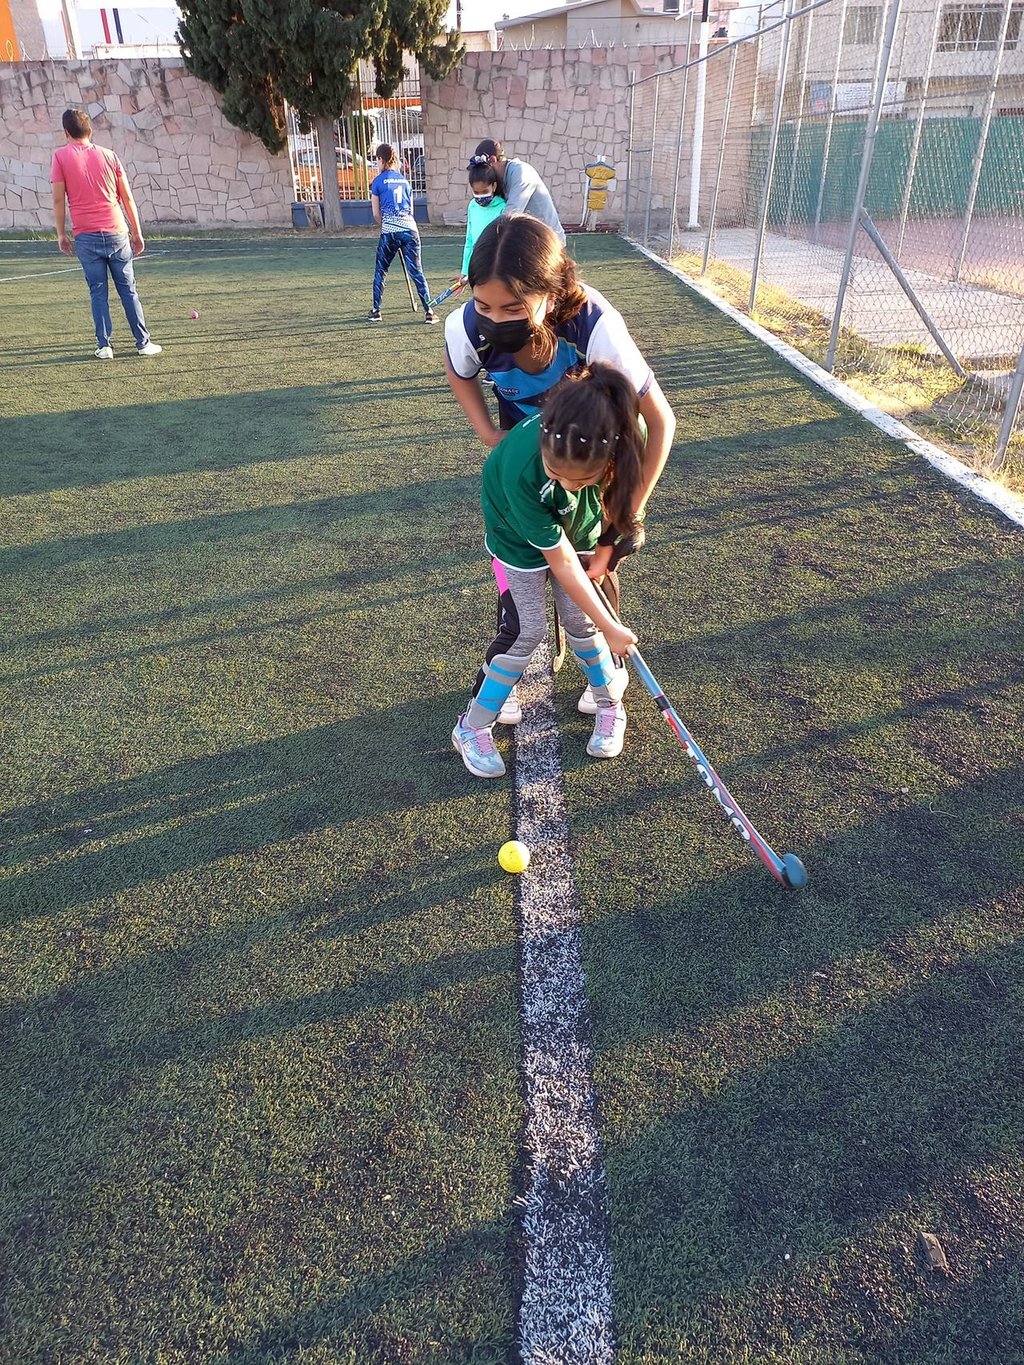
[
  {"x1": 428, "y1": 279, "x2": 467, "y2": 309},
  {"x1": 595, "y1": 586, "x2": 808, "y2": 889}
]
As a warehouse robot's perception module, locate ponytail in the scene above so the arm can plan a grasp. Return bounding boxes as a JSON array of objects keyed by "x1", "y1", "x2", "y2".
[{"x1": 540, "y1": 361, "x2": 645, "y2": 537}]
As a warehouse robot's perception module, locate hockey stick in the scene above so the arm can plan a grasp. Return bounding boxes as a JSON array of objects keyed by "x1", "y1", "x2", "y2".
[
  {"x1": 428, "y1": 279, "x2": 467, "y2": 309},
  {"x1": 594, "y1": 585, "x2": 808, "y2": 889},
  {"x1": 397, "y1": 248, "x2": 417, "y2": 312},
  {"x1": 551, "y1": 604, "x2": 567, "y2": 673}
]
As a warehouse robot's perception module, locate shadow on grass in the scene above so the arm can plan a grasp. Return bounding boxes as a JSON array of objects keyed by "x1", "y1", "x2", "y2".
[
  {"x1": 0, "y1": 379, "x2": 470, "y2": 500},
  {"x1": 602, "y1": 929, "x2": 1024, "y2": 1360},
  {"x1": 214, "y1": 1221, "x2": 513, "y2": 1364},
  {"x1": 0, "y1": 689, "x2": 491, "y2": 920},
  {"x1": 577, "y1": 760, "x2": 1024, "y2": 1052},
  {"x1": 0, "y1": 473, "x2": 479, "y2": 577}
]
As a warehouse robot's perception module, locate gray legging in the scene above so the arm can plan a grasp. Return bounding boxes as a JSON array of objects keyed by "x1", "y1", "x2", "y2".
[{"x1": 465, "y1": 554, "x2": 620, "y2": 729}]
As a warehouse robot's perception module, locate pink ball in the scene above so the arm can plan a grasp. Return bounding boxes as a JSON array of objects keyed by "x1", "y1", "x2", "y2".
[{"x1": 189, "y1": 310, "x2": 199, "y2": 320}]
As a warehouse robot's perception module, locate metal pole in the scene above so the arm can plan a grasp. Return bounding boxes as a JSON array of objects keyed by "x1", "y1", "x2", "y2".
[
  {"x1": 826, "y1": 0, "x2": 902, "y2": 371},
  {"x1": 812, "y1": 0, "x2": 849, "y2": 241},
  {"x1": 895, "y1": 0, "x2": 943, "y2": 261},
  {"x1": 703, "y1": 42, "x2": 739, "y2": 274},
  {"x1": 953, "y1": 0, "x2": 1014, "y2": 283},
  {"x1": 859, "y1": 210, "x2": 966, "y2": 376},
  {"x1": 688, "y1": 12, "x2": 711, "y2": 227},
  {"x1": 668, "y1": 9, "x2": 697, "y2": 259},
  {"x1": 749, "y1": 0, "x2": 796, "y2": 314},
  {"x1": 992, "y1": 342, "x2": 1024, "y2": 472},
  {"x1": 783, "y1": 4, "x2": 815, "y2": 231},
  {"x1": 624, "y1": 72, "x2": 636, "y2": 237},
  {"x1": 643, "y1": 74, "x2": 662, "y2": 247}
]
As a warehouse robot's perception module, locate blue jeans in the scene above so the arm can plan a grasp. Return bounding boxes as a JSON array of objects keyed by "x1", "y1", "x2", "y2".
[
  {"x1": 74, "y1": 231, "x2": 150, "y2": 349},
  {"x1": 373, "y1": 229, "x2": 431, "y2": 311}
]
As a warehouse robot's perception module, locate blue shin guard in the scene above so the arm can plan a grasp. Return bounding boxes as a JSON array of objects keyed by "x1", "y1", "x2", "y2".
[
  {"x1": 567, "y1": 632, "x2": 621, "y2": 707},
  {"x1": 465, "y1": 653, "x2": 532, "y2": 729}
]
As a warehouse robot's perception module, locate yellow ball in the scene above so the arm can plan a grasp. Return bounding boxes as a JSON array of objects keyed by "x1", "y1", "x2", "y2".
[{"x1": 498, "y1": 840, "x2": 531, "y2": 874}]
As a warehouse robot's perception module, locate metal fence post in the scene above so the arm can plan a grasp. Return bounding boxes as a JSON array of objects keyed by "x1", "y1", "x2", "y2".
[
  {"x1": 953, "y1": 0, "x2": 1014, "y2": 283},
  {"x1": 643, "y1": 74, "x2": 662, "y2": 247},
  {"x1": 993, "y1": 343, "x2": 1024, "y2": 472},
  {"x1": 749, "y1": 0, "x2": 795, "y2": 314},
  {"x1": 624, "y1": 72, "x2": 636, "y2": 237},
  {"x1": 895, "y1": 0, "x2": 942, "y2": 261},
  {"x1": 783, "y1": 4, "x2": 815, "y2": 231},
  {"x1": 668, "y1": 9, "x2": 697, "y2": 261},
  {"x1": 812, "y1": 0, "x2": 849, "y2": 241},
  {"x1": 825, "y1": 0, "x2": 902, "y2": 371},
  {"x1": 703, "y1": 42, "x2": 739, "y2": 274},
  {"x1": 688, "y1": 13, "x2": 711, "y2": 228}
]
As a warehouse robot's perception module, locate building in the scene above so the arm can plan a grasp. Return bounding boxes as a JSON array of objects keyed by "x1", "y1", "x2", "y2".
[
  {"x1": 757, "y1": 0, "x2": 1024, "y2": 119},
  {"x1": 4, "y1": 0, "x2": 180, "y2": 60},
  {"x1": 496, "y1": 0, "x2": 738, "y2": 49}
]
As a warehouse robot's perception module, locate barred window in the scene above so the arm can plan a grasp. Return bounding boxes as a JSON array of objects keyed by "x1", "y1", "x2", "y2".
[{"x1": 937, "y1": 3, "x2": 1023, "y2": 51}]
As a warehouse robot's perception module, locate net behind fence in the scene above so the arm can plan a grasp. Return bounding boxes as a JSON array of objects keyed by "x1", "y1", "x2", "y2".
[{"x1": 628, "y1": 0, "x2": 1024, "y2": 482}]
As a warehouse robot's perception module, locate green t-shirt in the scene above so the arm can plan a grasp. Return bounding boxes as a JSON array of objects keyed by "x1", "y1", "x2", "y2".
[{"x1": 481, "y1": 415, "x2": 603, "y2": 570}]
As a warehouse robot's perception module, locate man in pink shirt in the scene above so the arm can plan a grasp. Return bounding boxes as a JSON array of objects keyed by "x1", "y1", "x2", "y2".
[{"x1": 51, "y1": 108, "x2": 162, "y2": 360}]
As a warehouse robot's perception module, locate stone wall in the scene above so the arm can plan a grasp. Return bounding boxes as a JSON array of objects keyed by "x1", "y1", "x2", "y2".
[
  {"x1": 0, "y1": 59, "x2": 293, "y2": 231},
  {"x1": 421, "y1": 46, "x2": 756, "y2": 233}
]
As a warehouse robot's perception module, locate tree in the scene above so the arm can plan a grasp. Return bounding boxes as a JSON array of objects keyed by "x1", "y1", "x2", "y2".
[{"x1": 177, "y1": 1, "x2": 463, "y2": 229}]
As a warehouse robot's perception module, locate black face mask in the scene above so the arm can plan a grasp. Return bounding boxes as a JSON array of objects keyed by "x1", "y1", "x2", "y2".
[
  {"x1": 476, "y1": 314, "x2": 535, "y2": 352},
  {"x1": 473, "y1": 194, "x2": 495, "y2": 208}
]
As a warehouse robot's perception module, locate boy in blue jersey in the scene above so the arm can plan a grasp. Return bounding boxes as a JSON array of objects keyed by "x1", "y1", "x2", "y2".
[{"x1": 368, "y1": 143, "x2": 437, "y2": 324}]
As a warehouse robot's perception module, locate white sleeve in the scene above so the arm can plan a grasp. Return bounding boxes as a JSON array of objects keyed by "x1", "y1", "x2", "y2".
[
  {"x1": 444, "y1": 304, "x2": 484, "y2": 380},
  {"x1": 585, "y1": 306, "x2": 654, "y2": 399}
]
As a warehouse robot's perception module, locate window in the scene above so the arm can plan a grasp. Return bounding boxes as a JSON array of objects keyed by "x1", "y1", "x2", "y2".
[
  {"x1": 937, "y1": 4, "x2": 1023, "y2": 51},
  {"x1": 843, "y1": 5, "x2": 881, "y2": 44}
]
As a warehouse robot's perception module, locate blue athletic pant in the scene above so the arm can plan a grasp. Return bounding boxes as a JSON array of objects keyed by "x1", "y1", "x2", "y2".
[{"x1": 372, "y1": 229, "x2": 430, "y2": 311}]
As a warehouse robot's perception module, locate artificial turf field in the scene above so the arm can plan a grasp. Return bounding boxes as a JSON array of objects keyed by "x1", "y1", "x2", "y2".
[{"x1": 1, "y1": 231, "x2": 1022, "y2": 1364}]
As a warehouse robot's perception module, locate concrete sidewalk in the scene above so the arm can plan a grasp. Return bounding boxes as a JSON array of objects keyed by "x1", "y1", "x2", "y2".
[{"x1": 671, "y1": 226, "x2": 1024, "y2": 366}]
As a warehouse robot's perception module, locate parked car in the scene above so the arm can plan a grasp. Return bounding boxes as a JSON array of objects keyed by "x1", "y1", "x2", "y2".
[{"x1": 291, "y1": 146, "x2": 374, "y2": 199}]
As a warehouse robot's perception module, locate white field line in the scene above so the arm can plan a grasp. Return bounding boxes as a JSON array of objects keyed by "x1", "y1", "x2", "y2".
[
  {"x1": 513, "y1": 646, "x2": 615, "y2": 1364},
  {"x1": 626, "y1": 237, "x2": 1024, "y2": 533},
  {"x1": 0, "y1": 252, "x2": 170, "y2": 285}
]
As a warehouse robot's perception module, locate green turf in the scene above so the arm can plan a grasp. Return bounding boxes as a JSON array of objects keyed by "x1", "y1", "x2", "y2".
[{"x1": 2, "y1": 233, "x2": 1022, "y2": 1364}]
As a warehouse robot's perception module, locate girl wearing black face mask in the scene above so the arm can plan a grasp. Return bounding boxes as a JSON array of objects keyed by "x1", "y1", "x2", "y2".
[{"x1": 443, "y1": 213, "x2": 676, "y2": 728}]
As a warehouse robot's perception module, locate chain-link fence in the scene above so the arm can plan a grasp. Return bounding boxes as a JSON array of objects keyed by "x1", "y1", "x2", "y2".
[{"x1": 626, "y1": 0, "x2": 1024, "y2": 482}]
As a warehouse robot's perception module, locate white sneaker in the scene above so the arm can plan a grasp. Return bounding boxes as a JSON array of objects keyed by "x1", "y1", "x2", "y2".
[
  {"x1": 94, "y1": 346, "x2": 114, "y2": 360},
  {"x1": 587, "y1": 701, "x2": 627, "y2": 760},
  {"x1": 496, "y1": 687, "x2": 523, "y2": 725},
  {"x1": 578, "y1": 666, "x2": 629, "y2": 714},
  {"x1": 137, "y1": 341, "x2": 163, "y2": 356},
  {"x1": 452, "y1": 714, "x2": 506, "y2": 778}
]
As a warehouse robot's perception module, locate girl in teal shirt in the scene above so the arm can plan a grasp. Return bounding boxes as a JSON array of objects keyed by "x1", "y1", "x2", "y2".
[
  {"x1": 452, "y1": 362, "x2": 643, "y2": 780},
  {"x1": 457, "y1": 156, "x2": 506, "y2": 284}
]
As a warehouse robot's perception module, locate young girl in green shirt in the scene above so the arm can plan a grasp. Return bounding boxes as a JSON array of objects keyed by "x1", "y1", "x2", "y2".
[{"x1": 452, "y1": 361, "x2": 643, "y2": 779}]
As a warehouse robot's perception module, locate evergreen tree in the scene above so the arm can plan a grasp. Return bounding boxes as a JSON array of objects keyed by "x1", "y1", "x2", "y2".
[{"x1": 177, "y1": 0, "x2": 462, "y2": 228}]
